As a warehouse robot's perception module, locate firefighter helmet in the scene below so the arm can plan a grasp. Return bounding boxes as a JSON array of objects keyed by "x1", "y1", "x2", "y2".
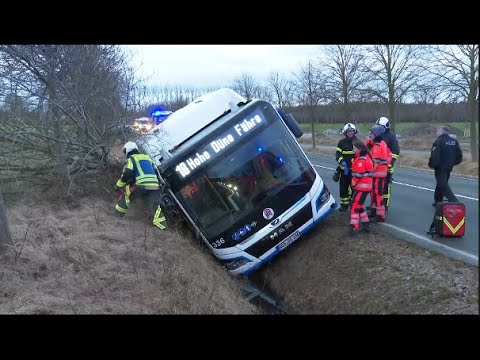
[
  {"x1": 341, "y1": 123, "x2": 357, "y2": 135},
  {"x1": 376, "y1": 117, "x2": 390, "y2": 129},
  {"x1": 123, "y1": 141, "x2": 138, "y2": 155}
]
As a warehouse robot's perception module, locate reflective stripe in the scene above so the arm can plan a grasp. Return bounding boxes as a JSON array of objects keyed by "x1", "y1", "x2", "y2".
[
  {"x1": 443, "y1": 217, "x2": 465, "y2": 235},
  {"x1": 353, "y1": 172, "x2": 373, "y2": 178},
  {"x1": 153, "y1": 206, "x2": 167, "y2": 230},
  {"x1": 373, "y1": 170, "x2": 387, "y2": 177},
  {"x1": 392, "y1": 153, "x2": 399, "y2": 159},
  {"x1": 342, "y1": 150, "x2": 355, "y2": 155},
  {"x1": 350, "y1": 214, "x2": 360, "y2": 225},
  {"x1": 355, "y1": 183, "x2": 372, "y2": 190},
  {"x1": 115, "y1": 204, "x2": 127, "y2": 213}
]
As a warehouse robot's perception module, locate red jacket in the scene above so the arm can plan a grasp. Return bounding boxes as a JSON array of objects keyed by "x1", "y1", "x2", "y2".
[
  {"x1": 351, "y1": 152, "x2": 373, "y2": 192},
  {"x1": 365, "y1": 139, "x2": 388, "y2": 178}
]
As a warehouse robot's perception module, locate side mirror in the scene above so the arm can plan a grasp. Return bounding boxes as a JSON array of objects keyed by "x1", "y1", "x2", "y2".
[{"x1": 277, "y1": 109, "x2": 303, "y2": 138}]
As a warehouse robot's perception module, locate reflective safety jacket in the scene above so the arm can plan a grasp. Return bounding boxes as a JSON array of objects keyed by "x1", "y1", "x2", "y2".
[
  {"x1": 351, "y1": 152, "x2": 373, "y2": 192},
  {"x1": 365, "y1": 138, "x2": 388, "y2": 178},
  {"x1": 335, "y1": 136, "x2": 356, "y2": 169},
  {"x1": 116, "y1": 152, "x2": 160, "y2": 189}
]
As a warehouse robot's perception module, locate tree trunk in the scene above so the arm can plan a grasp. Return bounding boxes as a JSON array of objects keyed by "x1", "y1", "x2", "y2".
[
  {"x1": 0, "y1": 190, "x2": 13, "y2": 254},
  {"x1": 310, "y1": 105, "x2": 316, "y2": 148},
  {"x1": 388, "y1": 100, "x2": 396, "y2": 133},
  {"x1": 468, "y1": 99, "x2": 478, "y2": 162}
]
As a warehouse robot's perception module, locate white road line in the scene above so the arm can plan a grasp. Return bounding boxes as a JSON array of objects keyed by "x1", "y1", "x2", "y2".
[
  {"x1": 381, "y1": 223, "x2": 478, "y2": 265},
  {"x1": 313, "y1": 164, "x2": 478, "y2": 201},
  {"x1": 392, "y1": 181, "x2": 478, "y2": 201}
]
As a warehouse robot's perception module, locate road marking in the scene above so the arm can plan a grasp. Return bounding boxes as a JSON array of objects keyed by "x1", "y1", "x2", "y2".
[
  {"x1": 381, "y1": 223, "x2": 478, "y2": 266},
  {"x1": 313, "y1": 164, "x2": 478, "y2": 201},
  {"x1": 392, "y1": 181, "x2": 478, "y2": 201}
]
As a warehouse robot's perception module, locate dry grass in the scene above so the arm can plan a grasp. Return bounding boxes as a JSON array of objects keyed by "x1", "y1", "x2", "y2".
[
  {"x1": 258, "y1": 212, "x2": 478, "y2": 314},
  {"x1": 0, "y1": 189, "x2": 477, "y2": 315},
  {"x1": 0, "y1": 197, "x2": 259, "y2": 314}
]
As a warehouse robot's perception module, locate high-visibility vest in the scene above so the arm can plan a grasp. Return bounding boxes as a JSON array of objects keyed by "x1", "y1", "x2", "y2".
[
  {"x1": 365, "y1": 139, "x2": 388, "y2": 178},
  {"x1": 351, "y1": 153, "x2": 373, "y2": 192}
]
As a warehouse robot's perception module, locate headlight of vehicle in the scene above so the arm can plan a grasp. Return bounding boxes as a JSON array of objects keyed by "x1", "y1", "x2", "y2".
[{"x1": 224, "y1": 258, "x2": 251, "y2": 271}]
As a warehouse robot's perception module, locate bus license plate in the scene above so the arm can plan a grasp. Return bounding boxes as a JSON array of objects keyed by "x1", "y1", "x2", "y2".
[{"x1": 276, "y1": 230, "x2": 300, "y2": 251}]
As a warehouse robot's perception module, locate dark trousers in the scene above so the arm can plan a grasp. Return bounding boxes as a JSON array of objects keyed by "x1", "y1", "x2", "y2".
[
  {"x1": 434, "y1": 168, "x2": 458, "y2": 203},
  {"x1": 116, "y1": 185, "x2": 161, "y2": 218},
  {"x1": 339, "y1": 172, "x2": 352, "y2": 207}
]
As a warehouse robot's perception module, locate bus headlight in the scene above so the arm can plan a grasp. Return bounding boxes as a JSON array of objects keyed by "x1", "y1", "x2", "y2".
[
  {"x1": 316, "y1": 185, "x2": 331, "y2": 211},
  {"x1": 224, "y1": 258, "x2": 251, "y2": 271}
]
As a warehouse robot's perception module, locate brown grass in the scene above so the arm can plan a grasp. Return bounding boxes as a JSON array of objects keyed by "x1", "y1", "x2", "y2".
[
  {"x1": 257, "y1": 212, "x2": 478, "y2": 314},
  {"x1": 0, "y1": 197, "x2": 259, "y2": 314}
]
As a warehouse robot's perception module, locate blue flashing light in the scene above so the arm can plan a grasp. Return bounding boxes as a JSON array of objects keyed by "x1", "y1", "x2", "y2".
[
  {"x1": 277, "y1": 156, "x2": 285, "y2": 163},
  {"x1": 257, "y1": 146, "x2": 264, "y2": 153}
]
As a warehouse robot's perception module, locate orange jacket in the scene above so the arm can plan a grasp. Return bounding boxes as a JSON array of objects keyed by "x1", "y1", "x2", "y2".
[
  {"x1": 365, "y1": 139, "x2": 388, "y2": 178},
  {"x1": 351, "y1": 152, "x2": 373, "y2": 191}
]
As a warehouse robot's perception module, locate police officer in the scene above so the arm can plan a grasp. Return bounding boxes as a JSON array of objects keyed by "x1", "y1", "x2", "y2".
[
  {"x1": 375, "y1": 117, "x2": 400, "y2": 211},
  {"x1": 115, "y1": 141, "x2": 167, "y2": 230},
  {"x1": 334, "y1": 123, "x2": 357, "y2": 212},
  {"x1": 428, "y1": 125, "x2": 463, "y2": 205}
]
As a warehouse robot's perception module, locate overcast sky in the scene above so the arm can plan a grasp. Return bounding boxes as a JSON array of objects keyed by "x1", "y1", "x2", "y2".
[{"x1": 123, "y1": 45, "x2": 321, "y2": 88}]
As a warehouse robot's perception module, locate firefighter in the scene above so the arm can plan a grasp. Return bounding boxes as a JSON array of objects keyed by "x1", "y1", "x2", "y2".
[
  {"x1": 365, "y1": 125, "x2": 388, "y2": 222},
  {"x1": 333, "y1": 123, "x2": 357, "y2": 212},
  {"x1": 114, "y1": 141, "x2": 167, "y2": 230},
  {"x1": 375, "y1": 117, "x2": 400, "y2": 211},
  {"x1": 348, "y1": 140, "x2": 374, "y2": 236},
  {"x1": 428, "y1": 125, "x2": 463, "y2": 205}
]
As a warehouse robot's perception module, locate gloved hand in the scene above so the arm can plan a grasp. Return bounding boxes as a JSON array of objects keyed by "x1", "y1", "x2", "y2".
[
  {"x1": 341, "y1": 161, "x2": 349, "y2": 176},
  {"x1": 388, "y1": 165, "x2": 394, "y2": 175}
]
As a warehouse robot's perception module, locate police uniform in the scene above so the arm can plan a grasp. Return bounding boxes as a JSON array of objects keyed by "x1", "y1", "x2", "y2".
[{"x1": 428, "y1": 133, "x2": 462, "y2": 204}]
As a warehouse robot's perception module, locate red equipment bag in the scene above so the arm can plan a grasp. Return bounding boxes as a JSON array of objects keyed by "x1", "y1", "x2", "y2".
[{"x1": 427, "y1": 202, "x2": 465, "y2": 238}]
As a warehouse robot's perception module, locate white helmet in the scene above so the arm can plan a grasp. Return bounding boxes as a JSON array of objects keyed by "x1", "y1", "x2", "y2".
[
  {"x1": 342, "y1": 123, "x2": 357, "y2": 135},
  {"x1": 376, "y1": 116, "x2": 390, "y2": 129},
  {"x1": 123, "y1": 141, "x2": 138, "y2": 155}
]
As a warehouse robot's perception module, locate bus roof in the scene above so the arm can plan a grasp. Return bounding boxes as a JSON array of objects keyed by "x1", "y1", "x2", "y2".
[{"x1": 142, "y1": 88, "x2": 247, "y2": 163}]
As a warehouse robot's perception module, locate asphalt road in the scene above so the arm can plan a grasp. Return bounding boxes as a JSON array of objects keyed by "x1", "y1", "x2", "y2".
[{"x1": 305, "y1": 151, "x2": 479, "y2": 266}]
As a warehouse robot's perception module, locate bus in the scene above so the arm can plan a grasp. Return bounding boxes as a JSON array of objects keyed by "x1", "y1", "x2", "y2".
[{"x1": 138, "y1": 88, "x2": 336, "y2": 276}]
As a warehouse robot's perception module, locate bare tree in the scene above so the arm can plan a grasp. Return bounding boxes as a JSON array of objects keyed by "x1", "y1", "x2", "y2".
[
  {"x1": 294, "y1": 60, "x2": 325, "y2": 148},
  {"x1": 231, "y1": 73, "x2": 260, "y2": 100},
  {"x1": 267, "y1": 72, "x2": 295, "y2": 108},
  {"x1": 362, "y1": 45, "x2": 425, "y2": 132},
  {"x1": 427, "y1": 45, "x2": 479, "y2": 161},
  {"x1": 320, "y1": 45, "x2": 370, "y2": 123},
  {"x1": 0, "y1": 45, "x2": 140, "y2": 196}
]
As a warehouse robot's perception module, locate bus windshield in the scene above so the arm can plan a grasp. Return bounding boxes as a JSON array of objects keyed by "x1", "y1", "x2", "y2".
[{"x1": 173, "y1": 105, "x2": 315, "y2": 239}]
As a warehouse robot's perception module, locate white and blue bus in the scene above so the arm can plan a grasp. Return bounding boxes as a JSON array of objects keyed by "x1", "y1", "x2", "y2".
[{"x1": 139, "y1": 89, "x2": 336, "y2": 276}]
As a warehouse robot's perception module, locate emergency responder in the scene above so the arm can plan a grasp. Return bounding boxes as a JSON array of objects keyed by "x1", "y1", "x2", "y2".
[
  {"x1": 365, "y1": 125, "x2": 388, "y2": 222},
  {"x1": 428, "y1": 125, "x2": 463, "y2": 205},
  {"x1": 348, "y1": 140, "x2": 374, "y2": 236},
  {"x1": 333, "y1": 123, "x2": 357, "y2": 212},
  {"x1": 375, "y1": 117, "x2": 400, "y2": 211},
  {"x1": 114, "y1": 141, "x2": 167, "y2": 230}
]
